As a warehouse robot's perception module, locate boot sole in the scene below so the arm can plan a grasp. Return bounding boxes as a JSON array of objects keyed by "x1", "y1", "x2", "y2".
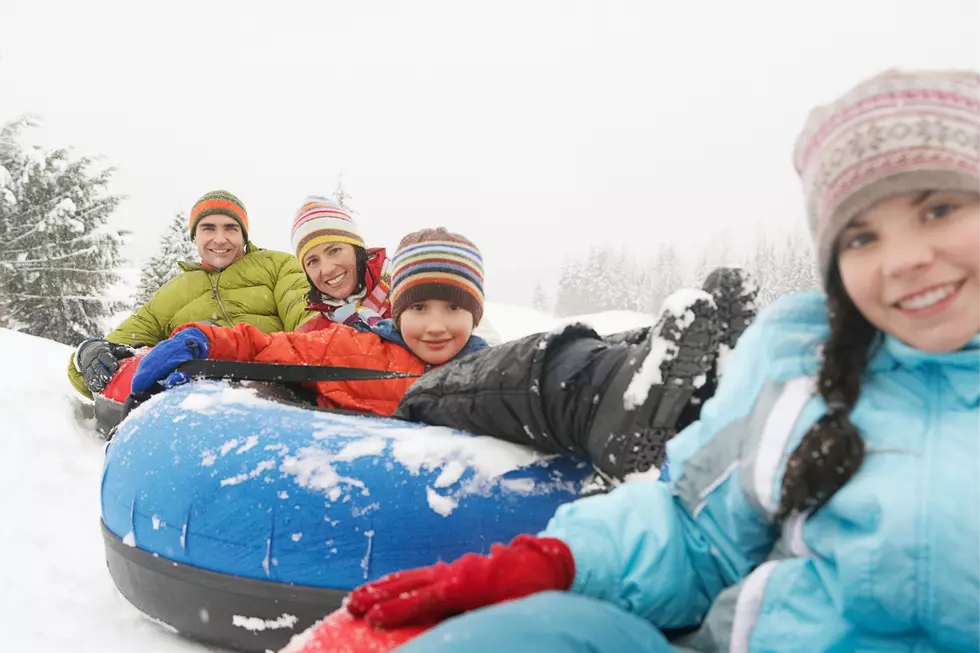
[
  {"x1": 589, "y1": 294, "x2": 719, "y2": 480},
  {"x1": 703, "y1": 268, "x2": 758, "y2": 349}
]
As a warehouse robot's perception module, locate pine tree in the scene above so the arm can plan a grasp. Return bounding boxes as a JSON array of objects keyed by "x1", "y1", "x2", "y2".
[
  {"x1": 132, "y1": 212, "x2": 198, "y2": 307},
  {"x1": 333, "y1": 175, "x2": 353, "y2": 212},
  {"x1": 0, "y1": 117, "x2": 126, "y2": 345},
  {"x1": 554, "y1": 256, "x2": 584, "y2": 317},
  {"x1": 644, "y1": 243, "x2": 684, "y2": 314},
  {"x1": 531, "y1": 283, "x2": 550, "y2": 313}
]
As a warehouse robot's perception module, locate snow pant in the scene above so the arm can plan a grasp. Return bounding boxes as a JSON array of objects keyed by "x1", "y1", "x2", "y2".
[
  {"x1": 394, "y1": 591, "x2": 676, "y2": 653},
  {"x1": 539, "y1": 337, "x2": 631, "y2": 458},
  {"x1": 395, "y1": 325, "x2": 632, "y2": 468}
]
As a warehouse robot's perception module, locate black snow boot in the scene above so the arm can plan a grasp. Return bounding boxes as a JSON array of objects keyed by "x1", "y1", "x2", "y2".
[
  {"x1": 586, "y1": 289, "x2": 719, "y2": 481},
  {"x1": 702, "y1": 267, "x2": 758, "y2": 357},
  {"x1": 676, "y1": 267, "x2": 760, "y2": 429}
]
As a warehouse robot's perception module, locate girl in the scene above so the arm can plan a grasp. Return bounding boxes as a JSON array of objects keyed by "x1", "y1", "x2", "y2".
[{"x1": 332, "y1": 69, "x2": 980, "y2": 652}]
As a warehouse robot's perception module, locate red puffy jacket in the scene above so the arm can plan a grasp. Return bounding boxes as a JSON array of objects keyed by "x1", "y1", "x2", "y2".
[{"x1": 177, "y1": 321, "x2": 423, "y2": 415}]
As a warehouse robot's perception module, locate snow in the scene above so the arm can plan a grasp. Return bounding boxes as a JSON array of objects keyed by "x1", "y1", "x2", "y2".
[
  {"x1": 0, "y1": 327, "x2": 219, "y2": 652},
  {"x1": 622, "y1": 289, "x2": 712, "y2": 410},
  {"x1": 231, "y1": 613, "x2": 299, "y2": 632},
  {"x1": 0, "y1": 300, "x2": 661, "y2": 652},
  {"x1": 425, "y1": 486, "x2": 459, "y2": 516}
]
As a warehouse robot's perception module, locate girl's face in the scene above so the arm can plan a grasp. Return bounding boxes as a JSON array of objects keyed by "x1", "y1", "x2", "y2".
[
  {"x1": 303, "y1": 242, "x2": 359, "y2": 299},
  {"x1": 837, "y1": 191, "x2": 979, "y2": 353}
]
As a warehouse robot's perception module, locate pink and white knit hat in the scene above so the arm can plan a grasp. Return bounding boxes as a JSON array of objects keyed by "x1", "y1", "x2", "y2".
[
  {"x1": 793, "y1": 69, "x2": 980, "y2": 285},
  {"x1": 290, "y1": 196, "x2": 365, "y2": 263}
]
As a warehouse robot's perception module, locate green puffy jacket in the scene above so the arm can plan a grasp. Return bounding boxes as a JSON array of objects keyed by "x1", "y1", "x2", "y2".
[{"x1": 68, "y1": 243, "x2": 312, "y2": 397}]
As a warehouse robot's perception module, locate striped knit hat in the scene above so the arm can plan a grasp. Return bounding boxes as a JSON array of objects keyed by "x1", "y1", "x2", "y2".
[
  {"x1": 391, "y1": 227, "x2": 485, "y2": 326},
  {"x1": 794, "y1": 69, "x2": 980, "y2": 285},
  {"x1": 188, "y1": 190, "x2": 249, "y2": 242},
  {"x1": 290, "y1": 196, "x2": 365, "y2": 263}
]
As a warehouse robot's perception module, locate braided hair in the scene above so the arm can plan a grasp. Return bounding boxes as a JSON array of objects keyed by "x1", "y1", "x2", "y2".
[
  {"x1": 775, "y1": 260, "x2": 879, "y2": 520},
  {"x1": 305, "y1": 246, "x2": 369, "y2": 305}
]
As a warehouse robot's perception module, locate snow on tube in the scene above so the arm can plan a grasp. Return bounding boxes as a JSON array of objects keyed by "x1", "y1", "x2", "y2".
[{"x1": 101, "y1": 380, "x2": 591, "y2": 653}]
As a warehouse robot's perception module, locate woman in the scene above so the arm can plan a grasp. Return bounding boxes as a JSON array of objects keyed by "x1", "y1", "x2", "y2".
[{"x1": 290, "y1": 195, "x2": 393, "y2": 331}]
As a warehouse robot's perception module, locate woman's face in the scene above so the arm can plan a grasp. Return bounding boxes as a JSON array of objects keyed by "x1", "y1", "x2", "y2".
[
  {"x1": 302, "y1": 242, "x2": 360, "y2": 299},
  {"x1": 836, "y1": 191, "x2": 979, "y2": 353}
]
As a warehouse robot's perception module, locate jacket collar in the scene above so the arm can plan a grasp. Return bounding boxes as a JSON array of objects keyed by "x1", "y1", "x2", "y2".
[
  {"x1": 870, "y1": 333, "x2": 980, "y2": 406},
  {"x1": 369, "y1": 319, "x2": 488, "y2": 365}
]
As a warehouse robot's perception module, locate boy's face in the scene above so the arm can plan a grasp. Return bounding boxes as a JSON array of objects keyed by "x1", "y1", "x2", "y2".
[{"x1": 399, "y1": 299, "x2": 475, "y2": 365}]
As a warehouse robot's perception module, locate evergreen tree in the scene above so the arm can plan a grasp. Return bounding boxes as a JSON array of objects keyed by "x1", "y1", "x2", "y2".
[
  {"x1": 531, "y1": 283, "x2": 550, "y2": 314},
  {"x1": 132, "y1": 212, "x2": 198, "y2": 307},
  {"x1": 644, "y1": 243, "x2": 683, "y2": 314},
  {"x1": 0, "y1": 117, "x2": 126, "y2": 345},
  {"x1": 554, "y1": 255, "x2": 585, "y2": 317},
  {"x1": 333, "y1": 174, "x2": 353, "y2": 212}
]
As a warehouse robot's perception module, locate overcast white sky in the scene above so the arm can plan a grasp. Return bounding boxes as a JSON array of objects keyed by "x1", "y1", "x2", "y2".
[{"x1": 1, "y1": 0, "x2": 977, "y2": 304}]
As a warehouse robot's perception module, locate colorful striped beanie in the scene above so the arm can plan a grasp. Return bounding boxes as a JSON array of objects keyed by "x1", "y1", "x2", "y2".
[
  {"x1": 391, "y1": 227, "x2": 485, "y2": 326},
  {"x1": 793, "y1": 69, "x2": 979, "y2": 286},
  {"x1": 290, "y1": 196, "x2": 365, "y2": 263},
  {"x1": 188, "y1": 190, "x2": 249, "y2": 242}
]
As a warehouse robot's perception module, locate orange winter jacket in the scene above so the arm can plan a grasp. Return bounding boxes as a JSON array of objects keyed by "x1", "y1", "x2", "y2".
[{"x1": 180, "y1": 321, "x2": 425, "y2": 416}]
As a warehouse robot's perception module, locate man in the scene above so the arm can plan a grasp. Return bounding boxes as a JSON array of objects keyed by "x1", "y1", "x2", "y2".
[{"x1": 68, "y1": 190, "x2": 312, "y2": 398}]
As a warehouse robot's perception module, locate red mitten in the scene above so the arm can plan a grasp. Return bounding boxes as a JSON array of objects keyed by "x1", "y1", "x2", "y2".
[{"x1": 346, "y1": 535, "x2": 575, "y2": 628}]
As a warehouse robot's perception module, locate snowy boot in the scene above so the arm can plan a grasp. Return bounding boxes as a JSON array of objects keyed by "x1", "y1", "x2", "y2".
[
  {"x1": 675, "y1": 267, "x2": 760, "y2": 428},
  {"x1": 585, "y1": 289, "x2": 719, "y2": 481},
  {"x1": 701, "y1": 267, "x2": 758, "y2": 367}
]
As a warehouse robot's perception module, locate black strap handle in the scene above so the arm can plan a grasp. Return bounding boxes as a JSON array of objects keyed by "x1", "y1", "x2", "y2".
[
  {"x1": 109, "y1": 360, "x2": 418, "y2": 442},
  {"x1": 175, "y1": 359, "x2": 421, "y2": 383}
]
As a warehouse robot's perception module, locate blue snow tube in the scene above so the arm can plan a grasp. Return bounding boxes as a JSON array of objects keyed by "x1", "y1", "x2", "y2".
[{"x1": 101, "y1": 380, "x2": 590, "y2": 652}]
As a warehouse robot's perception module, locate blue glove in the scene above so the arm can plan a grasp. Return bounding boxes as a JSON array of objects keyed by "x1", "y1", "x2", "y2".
[{"x1": 131, "y1": 328, "x2": 210, "y2": 393}]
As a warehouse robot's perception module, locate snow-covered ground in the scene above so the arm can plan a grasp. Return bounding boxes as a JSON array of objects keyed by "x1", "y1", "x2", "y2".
[
  {"x1": 0, "y1": 328, "x2": 215, "y2": 652},
  {"x1": 0, "y1": 302, "x2": 656, "y2": 652}
]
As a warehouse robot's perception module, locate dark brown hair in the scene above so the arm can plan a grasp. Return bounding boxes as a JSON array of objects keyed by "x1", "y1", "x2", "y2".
[{"x1": 775, "y1": 260, "x2": 879, "y2": 520}]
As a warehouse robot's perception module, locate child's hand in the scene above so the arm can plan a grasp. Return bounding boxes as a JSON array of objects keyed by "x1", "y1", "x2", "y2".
[
  {"x1": 131, "y1": 328, "x2": 209, "y2": 393},
  {"x1": 347, "y1": 535, "x2": 575, "y2": 628}
]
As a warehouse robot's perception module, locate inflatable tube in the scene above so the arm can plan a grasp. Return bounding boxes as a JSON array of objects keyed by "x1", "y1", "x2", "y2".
[{"x1": 102, "y1": 380, "x2": 591, "y2": 652}]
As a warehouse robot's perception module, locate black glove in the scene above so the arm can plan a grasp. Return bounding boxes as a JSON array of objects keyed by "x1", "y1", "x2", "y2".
[{"x1": 75, "y1": 339, "x2": 142, "y2": 393}]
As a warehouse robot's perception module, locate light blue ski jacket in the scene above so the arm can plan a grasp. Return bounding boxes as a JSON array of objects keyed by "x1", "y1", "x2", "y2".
[{"x1": 543, "y1": 291, "x2": 980, "y2": 652}]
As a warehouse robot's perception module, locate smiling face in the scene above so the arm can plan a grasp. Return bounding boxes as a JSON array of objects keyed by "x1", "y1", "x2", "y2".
[
  {"x1": 193, "y1": 215, "x2": 246, "y2": 269},
  {"x1": 836, "y1": 190, "x2": 980, "y2": 353},
  {"x1": 302, "y1": 242, "x2": 360, "y2": 299},
  {"x1": 398, "y1": 299, "x2": 475, "y2": 365}
]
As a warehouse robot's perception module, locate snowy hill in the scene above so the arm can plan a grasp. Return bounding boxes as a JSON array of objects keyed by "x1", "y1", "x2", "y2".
[
  {"x1": 0, "y1": 329, "x2": 217, "y2": 652},
  {"x1": 0, "y1": 302, "x2": 652, "y2": 651}
]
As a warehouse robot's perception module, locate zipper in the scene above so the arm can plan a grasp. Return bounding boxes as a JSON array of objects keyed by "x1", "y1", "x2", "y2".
[
  {"x1": 917, "y1": 367, "x2": 940, "y2": 631},
  {"x1": 209, "y1": 271, "x2": 235, "y2": 326}
]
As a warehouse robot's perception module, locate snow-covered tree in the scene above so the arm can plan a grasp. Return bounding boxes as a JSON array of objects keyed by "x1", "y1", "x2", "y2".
[
  {"x1": 643, "y1": 243, "x2": 684, "y2": 314},
  {"x1": 554, "y1": 255, "x2": 586, "y2": 317},
  {"x1": 0, "y1": 117, "x2": 126, "y2": 345},
  {"x1": 132, "y1": 212, "x2": 198, "y2": 307},
  {"x1": 531, "y1": 283, "x2": 550, "y2": 314},
  {"x1": 333, "y1": 175, "x2": 353, "y2": 212}
]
